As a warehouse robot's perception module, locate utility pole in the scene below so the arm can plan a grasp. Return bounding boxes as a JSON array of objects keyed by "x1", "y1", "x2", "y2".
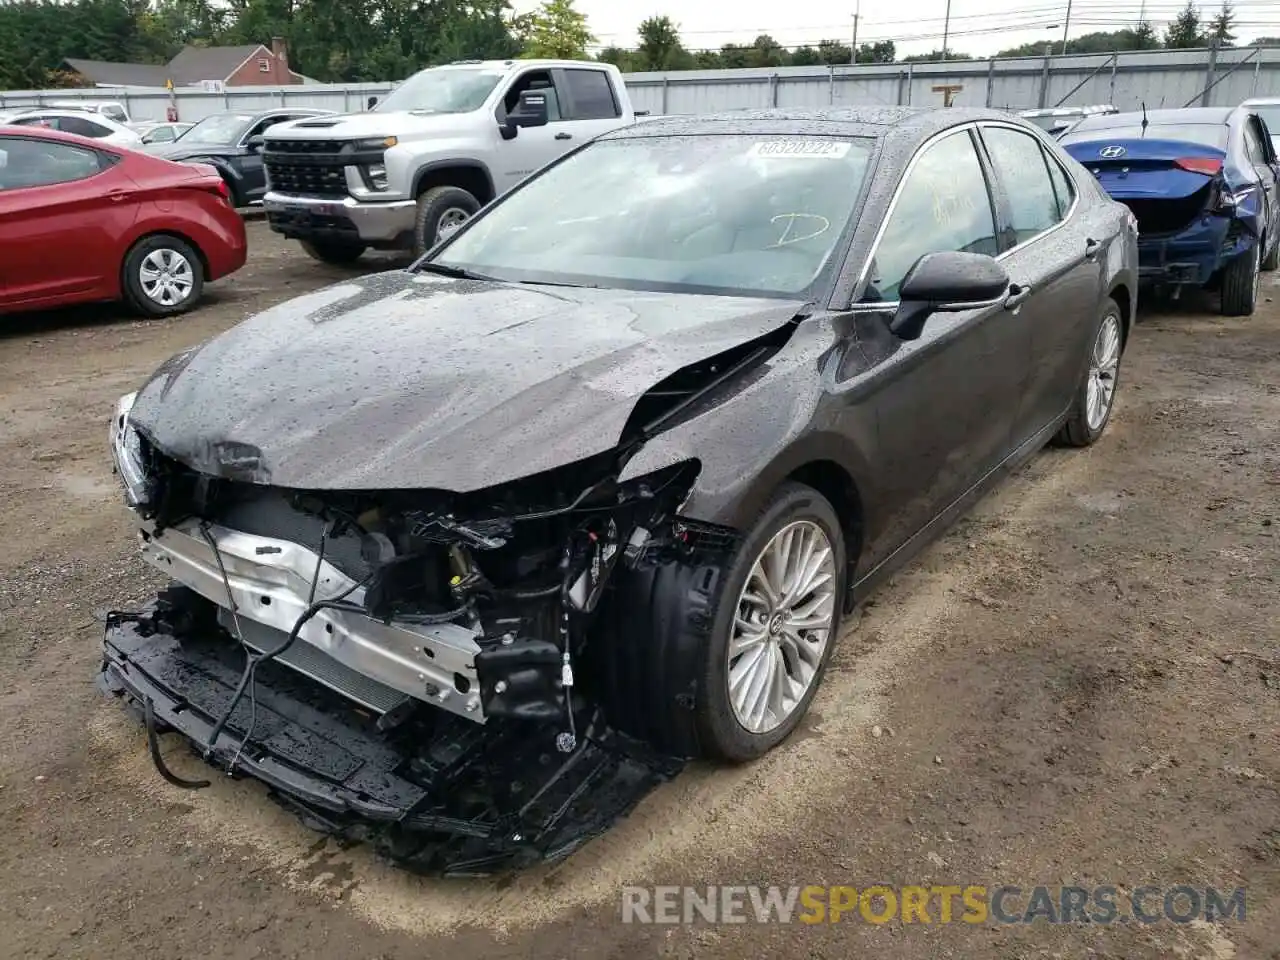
[
  {"x1": 851, "y1": 0, "x2": 860, "y2": 64},
  {"x1": 1061, "y1": 0, "x2": 1073, "y2": 55},
  {"x1": 941, "y1": 0, "x2": 952, "y2": 61}
]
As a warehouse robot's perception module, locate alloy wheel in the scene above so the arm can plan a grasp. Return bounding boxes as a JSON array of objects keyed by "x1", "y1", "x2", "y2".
[
  {"x1": 139, "y1": 248, "x2": 195, "y2": 307},
  {"x1": 727, "y1": 520, "x2": 838, "y2": 734},
  {"x1": 1086, "y1": 313, "x2": 1122, "y2": 431}
]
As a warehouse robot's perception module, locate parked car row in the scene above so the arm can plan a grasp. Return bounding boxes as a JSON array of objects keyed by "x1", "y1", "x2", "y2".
[{"x1": 2, "y1": 74, "x2": 1276, "y2": 326}]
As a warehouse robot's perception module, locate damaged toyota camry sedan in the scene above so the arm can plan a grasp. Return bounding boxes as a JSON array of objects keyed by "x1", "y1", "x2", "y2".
[{"x1": 101, "y1": 107, "x2": 1137, "y2": 874}]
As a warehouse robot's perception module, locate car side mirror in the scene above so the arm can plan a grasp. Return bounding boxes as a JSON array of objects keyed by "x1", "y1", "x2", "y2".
[
  {"x1": 500, "y1": 89, "x2": 550, "y2": 141},
  {"x1": 245, "y1": 134, "x2": 265, "y2": 152},
  {"x1": 889, "y1": 251, "x2": 1010, "y2": 341}
]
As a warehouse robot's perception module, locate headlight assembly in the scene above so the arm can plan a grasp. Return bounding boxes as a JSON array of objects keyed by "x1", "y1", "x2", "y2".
[
  {"x1": 109, "y1": 391, "x2": 154, "y2": 510},
  {"x1": 364, "y1": 163, "x2": 388, "y2": 191}
]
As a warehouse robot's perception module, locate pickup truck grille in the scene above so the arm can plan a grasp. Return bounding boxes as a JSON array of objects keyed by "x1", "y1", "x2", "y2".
[{"x1": 264, "y1": 139, "x2": 351, "y2": 198}]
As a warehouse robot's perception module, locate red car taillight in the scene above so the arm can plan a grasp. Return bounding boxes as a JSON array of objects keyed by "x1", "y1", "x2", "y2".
[{"x1": 1174, "y1": 157, "x2": 1223, "y2": 176}]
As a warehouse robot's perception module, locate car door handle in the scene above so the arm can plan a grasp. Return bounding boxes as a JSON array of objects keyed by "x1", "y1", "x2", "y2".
[
  {"x1": 105, "y1": 189, "x2": 130, "y2": 203},
  {"x1": 1084, "y1": 238, "x2": 1101, "y2": 261},
  {"x1": 1004, "y1": 284, "x2": 1032, "y2": 311},
  {"x1": 554, "y1": 132, "x2": 572, "y2": 140}
]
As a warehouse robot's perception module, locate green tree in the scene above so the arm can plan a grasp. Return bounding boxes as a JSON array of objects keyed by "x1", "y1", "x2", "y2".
[
  {"x1": 596, "y1": 45, "x2": 636, "y2": 71},
  {"x1": 746, "y1": 34, "x2": 786, "y2": 67},
  {"x1": 857, "y1": 40, "x2": 895, "y2": 63},
  {"x1": 1208, "y1": 1, "x2": 1235, "y2": 46},
  {"x1": 1164, "y1": 1, "x2": 1205, "y2": 48},
  {"x1": 815, "y1": 39, "x2": 851, "y2": 64},
  {"x1": 514, "y1": 0, "x2": 594, "y2": 60},
  {"x1": 718, "y1": 42, "x2": 751, "y2": 68},
  {"x1": 789, "y1": 44, "x2": 822, "y2": 66},
  {"x1": 635, "y1": 15, "x2": 692, "y2": 70},
  {"x1": 904, "y1": 48, "x2": 974, "y2": 62}
]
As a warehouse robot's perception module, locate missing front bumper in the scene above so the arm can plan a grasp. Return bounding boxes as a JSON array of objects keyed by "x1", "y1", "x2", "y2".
[{"x1": 99, "y1": 605, "x2": 683, "y2": 876}]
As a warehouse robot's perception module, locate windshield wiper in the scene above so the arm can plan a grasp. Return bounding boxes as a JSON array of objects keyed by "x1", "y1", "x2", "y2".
[{"x1": 415, "y1": 262, "x2": 500, "y2": 282}]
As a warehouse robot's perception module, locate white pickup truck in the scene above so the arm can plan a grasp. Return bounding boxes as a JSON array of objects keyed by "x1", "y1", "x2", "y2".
[{"x1": 261, "y1": 59, "x2": 641, "y2": 263}]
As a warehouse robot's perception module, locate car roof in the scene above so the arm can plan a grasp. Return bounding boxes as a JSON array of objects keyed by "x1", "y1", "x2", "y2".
[
  {"x1": 602, "y1": 106, "x2": 1023, "y2": 142},
  {"x1": 6, "y1": 108, "x2": 130, "y2": 126},
  {"x1": 0, "y1": 123, "x2": 125, "y2": 148},
  {"x1": 1072, "y1": 106, "x2": 1234, "y2": 131},
  {"x1": 198, "y1": 107, "x2": 333, "y2": 120},
  {"x1": 1242, "y1": 97, "x2": 1280, "y2": 106}
]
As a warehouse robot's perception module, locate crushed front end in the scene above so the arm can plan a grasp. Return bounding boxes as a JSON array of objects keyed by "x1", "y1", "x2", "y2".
[{"x1": 100, "y1": 392, "x2": 737, "y2": 875}]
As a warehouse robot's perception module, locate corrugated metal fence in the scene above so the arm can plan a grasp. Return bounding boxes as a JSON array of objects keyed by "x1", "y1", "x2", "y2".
[{"x1": 1, "y1": 45, "x2": 1277, "y2": 123}]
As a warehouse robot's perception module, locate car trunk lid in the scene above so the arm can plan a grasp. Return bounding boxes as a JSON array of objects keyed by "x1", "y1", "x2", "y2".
[{"x1": 1064, "y1": 137, "x2": 1227, "y2": 236}]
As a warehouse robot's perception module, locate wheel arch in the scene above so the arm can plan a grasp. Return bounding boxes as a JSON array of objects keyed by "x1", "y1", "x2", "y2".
[
  {"x1": 411, "y1": 161, "x2": 496, "y2": 205},
  {"x1": 120, "y1": 230, "x2": 210, "y2": 286},
  {"x1": 784, "y1": 459, "x2": 865, "y2": 612},
  {"x1": 1107, "y1": 280, "x2": 1133, "y2": 347}
]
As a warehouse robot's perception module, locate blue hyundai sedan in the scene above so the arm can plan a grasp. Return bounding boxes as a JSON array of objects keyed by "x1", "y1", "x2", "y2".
[{"x1": 1061, "y1": 106, "x2": 1280, "y2": 316}]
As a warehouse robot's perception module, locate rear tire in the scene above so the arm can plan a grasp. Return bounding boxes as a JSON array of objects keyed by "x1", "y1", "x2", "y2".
[
  {"x1": 1054, "y1": 298, "x2": 1123, "y2": 448},
  {"x1": 411, "y1": 185, "x2": 481, "y2": 258},
  {"x1": 1220, "y1": 243, "x2": 1260, "y2": 317},
  {"x1": 300, "y1": 239, "x2": 367, "y2": 265},
  {"x1": 598, "y1": 482, "x2": 847, "y2": 762},
  {"x1": 1262, "y1": 233, "x2": 1279, "y2": 272},
  {"x1": 121, "y1": 234, "x2": 205, "y2": 318}
]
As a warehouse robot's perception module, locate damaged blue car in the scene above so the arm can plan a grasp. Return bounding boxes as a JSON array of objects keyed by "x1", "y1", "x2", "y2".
[{"x1": 1061, "y1": 105, "x2": 1280, "y2": 316}]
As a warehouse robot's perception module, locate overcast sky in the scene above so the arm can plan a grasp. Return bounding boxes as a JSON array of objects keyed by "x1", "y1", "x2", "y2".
[{"x1": 511, "y1": 0, "x2": 1280, "y2": 58}]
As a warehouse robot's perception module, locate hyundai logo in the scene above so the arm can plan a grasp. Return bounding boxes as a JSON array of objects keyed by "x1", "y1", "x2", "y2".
[{"x1": 1099, "y1": 145, "x2": 1127, "y2": 158}]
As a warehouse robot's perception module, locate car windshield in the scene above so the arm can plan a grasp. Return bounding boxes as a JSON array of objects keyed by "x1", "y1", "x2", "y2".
[
  {"x1": 429, "y1": 134, "x2": 875, "y2": 298},
  {"x1": 375, "y1": 67, "x2": 505, "y2": 114},
  {"x1": 181, "y1": 113, "x2": 253, "y2": 144},
  {"x1": 1062, "y1": 122, "x2": 1229, "y2": 149}
]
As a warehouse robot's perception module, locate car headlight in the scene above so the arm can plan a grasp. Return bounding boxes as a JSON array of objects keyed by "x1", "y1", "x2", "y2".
[
  {"x1": 364, "y1": 163, "x2": 388, "y2": 191},
  {"x1": 109, "y1": 391, "x2": 153, "y2": 510},
  {"x1": 353, "y1": 136, "x2": 397, "y2": 150}
]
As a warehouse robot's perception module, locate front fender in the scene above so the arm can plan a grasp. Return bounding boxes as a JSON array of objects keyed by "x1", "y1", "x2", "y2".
[{"x1": 619, "y1": 319, "x2": 879, "y2": 537}]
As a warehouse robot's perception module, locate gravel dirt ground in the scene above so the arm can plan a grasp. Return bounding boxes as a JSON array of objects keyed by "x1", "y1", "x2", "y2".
[{"x1": 1, "y1": 221, "x2": 1277, "y2": 960}]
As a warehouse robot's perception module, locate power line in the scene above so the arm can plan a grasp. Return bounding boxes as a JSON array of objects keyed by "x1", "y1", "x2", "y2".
[{"x1": 589, "y1": 0, "x2": 1278, "y2": 43}]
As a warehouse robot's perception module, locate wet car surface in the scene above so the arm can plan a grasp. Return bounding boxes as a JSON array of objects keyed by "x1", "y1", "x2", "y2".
[{"x1": 102, "y1": 107, "x2": 1137, "y2": 874}]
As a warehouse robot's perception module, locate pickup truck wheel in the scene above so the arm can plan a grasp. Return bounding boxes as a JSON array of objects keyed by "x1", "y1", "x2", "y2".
[
  {"x1": 412, "y1": 186, "x2": 480, "y2": 257},
  {"x1": 300, "y1": 239, "x2": 367, "y2": 265},
  {"x1": 1220, "y1": 243, "x2": 1260, "y2": 317},
  {"x1": 121, "y1": 234, "x2": 205, "y2": 318}
]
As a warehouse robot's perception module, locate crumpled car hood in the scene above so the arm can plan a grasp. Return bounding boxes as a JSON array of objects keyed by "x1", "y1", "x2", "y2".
[{"x1": 129, "y1": 270, "x2": 804, "y2": 491}]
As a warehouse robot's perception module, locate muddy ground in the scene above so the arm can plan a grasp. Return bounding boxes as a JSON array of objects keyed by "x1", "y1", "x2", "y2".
[{"x1": 0, "y1": 222, "x2": 1277, "y2": 960}]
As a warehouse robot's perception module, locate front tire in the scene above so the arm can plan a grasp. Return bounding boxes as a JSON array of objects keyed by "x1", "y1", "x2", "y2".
[
  {"x1": 411, "y1": 185, "x2": 481, "y2": 257},
  {"x1": 300, "y1": 239, "x2": 367, "y2": 265},
  {"x1": 1220, "y1": 243, "x2": 1260, "y2": 316},
  {"x1": 1055, "y1": 298, "x2": 1123, "y2": 448},
  {"x1": 600, "y1": 483, "x2": 847, "y2": 762},
  {"x1": 121, "y1": 234, "x2": 204, "y2": 318}
]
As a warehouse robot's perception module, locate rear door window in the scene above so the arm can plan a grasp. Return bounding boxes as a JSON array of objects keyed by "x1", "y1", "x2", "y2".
[
  {"x1": 0, "y1": 137, "x2": 103, "y2": 190},
  {"x1": 56, "y1": 115, "x2": 112, "y2": 138},
  {"x1": 1044, "y1": 150, "x2": 1077, "y2": 219},
  {"x1": 560, "y1": 69, "x2": 621, "y2": 120},
  {"x1": 865, "y1": 129, "x2": 999, "y2": 302},
  {"x1": 981, "y1": 126, "x2": 1063, "y2": 246}
]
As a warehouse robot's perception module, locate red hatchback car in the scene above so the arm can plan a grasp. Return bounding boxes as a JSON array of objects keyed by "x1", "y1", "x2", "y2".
[{"x1": 0, "y1": 126, "x2": 247, "y2": 317}]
